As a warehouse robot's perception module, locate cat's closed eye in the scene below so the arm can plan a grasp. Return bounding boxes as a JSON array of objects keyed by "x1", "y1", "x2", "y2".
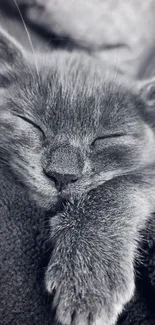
[
  {"x1": 16, "y1": 114, "x2": 45, "y2": 138},
  {"x1": 91, "y1": 133, "x2": 126, "y2": 151}
]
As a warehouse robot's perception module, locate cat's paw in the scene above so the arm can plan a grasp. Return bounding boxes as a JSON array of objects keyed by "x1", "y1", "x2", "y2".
[
  {"x1": 45, "y1": 215, "x2": 135, "y2": 325},
  {"x1": 46, "y1": 256, "x2": 134, "y2": 325},
  {"x1": 46, "y1": 265, "x2": 134, "y2": 325}
]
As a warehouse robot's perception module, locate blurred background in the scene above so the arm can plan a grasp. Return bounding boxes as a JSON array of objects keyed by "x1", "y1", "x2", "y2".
[{"x1": 1, "y1": 0, "x2": 155, "y2": 79}]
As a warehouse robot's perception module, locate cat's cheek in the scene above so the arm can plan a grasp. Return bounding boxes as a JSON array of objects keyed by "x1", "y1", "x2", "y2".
[
  {"x1": 31, "y1": 190, "x2": 58, "y2": 209},
  {"x1": 11, "y1": 154, "x2": 58, "y2": 208},
  {"x1": 29, "y1": 175, "x2": 58, "y2": 208}
]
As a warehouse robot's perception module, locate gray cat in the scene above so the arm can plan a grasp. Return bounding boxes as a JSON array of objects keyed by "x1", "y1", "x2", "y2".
[{"x1": 1, "y1": 27, "x2": 155, "y2": 325}]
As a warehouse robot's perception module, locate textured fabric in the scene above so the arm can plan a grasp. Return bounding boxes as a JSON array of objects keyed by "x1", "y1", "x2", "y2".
[{"x1": 0, "y1": 164, "x2": 55, "y2": 325}]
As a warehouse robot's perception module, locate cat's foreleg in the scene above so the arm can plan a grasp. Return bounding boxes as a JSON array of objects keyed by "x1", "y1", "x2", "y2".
[{"x1": 45, "y1": 173, "x2": 155, "y2": 325}]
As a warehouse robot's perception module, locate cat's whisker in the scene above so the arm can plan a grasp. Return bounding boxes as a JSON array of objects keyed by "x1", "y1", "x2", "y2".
[{"x1": 13, "y1": 0, "x2": 39, "y2": 77}]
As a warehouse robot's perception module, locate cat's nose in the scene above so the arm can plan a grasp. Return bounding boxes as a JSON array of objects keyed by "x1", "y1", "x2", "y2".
[
  {"x1": 44, "y1": 144, "x2": 83, "y2": 191},
  {"x1": 45, "y1": 171, "x2": 78, "y2": 191}
]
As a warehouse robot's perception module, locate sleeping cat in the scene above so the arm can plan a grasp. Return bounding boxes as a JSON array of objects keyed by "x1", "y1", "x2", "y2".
[{"x1": 1, "y1": 27, "x2": 155, "y2": 325}]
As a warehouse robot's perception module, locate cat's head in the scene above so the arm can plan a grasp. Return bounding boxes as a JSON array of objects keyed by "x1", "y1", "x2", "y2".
[{"x1": 0, "y1": 28, "x2": 155, "y2": 208}]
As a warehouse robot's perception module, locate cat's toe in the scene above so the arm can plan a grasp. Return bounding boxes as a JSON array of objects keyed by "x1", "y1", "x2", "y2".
[{"x1": 46, "y1": 272, "x2": 89, "y2": 325}]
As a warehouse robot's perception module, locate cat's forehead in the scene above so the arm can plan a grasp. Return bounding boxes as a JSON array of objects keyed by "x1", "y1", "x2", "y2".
[{"x1": 10, "y1": 53, "x2": 140, "y2": 136}]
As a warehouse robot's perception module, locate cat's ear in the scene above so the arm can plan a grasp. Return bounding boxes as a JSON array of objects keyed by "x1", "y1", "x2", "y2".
[
  {"x1": 136, "y1": 78, "x2": 155, "y2": 107},
  {"x1": 0, "y1": 27, "x2": 25, "y2": 86}
]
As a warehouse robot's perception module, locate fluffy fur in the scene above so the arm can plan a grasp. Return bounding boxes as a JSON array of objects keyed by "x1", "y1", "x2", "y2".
[{"x1": 1, "y1": 28, "x2": 155, "y2": 324}]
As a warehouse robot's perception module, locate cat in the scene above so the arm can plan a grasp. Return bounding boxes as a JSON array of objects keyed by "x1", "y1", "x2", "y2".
[{"x1": 1, "y1": 27, "x2": 155, "y2": 325}]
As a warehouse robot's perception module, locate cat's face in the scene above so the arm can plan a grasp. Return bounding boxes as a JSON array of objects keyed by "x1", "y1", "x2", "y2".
[{"x1": 0, "y1": 28, "x2": 155, "y2": 207}]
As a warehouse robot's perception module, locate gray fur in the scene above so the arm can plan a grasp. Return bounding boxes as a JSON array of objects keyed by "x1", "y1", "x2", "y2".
[
  {"x1": 1, "y1": 28, "x2": 155, "y2": 324},
  {"x1": 46, "y1": 173, "x2": 154, "y2": 325}
]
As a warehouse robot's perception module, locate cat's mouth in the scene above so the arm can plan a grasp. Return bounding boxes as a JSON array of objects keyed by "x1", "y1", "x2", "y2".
[
  {"x1": 59, "y1": 170, "x2": 122, "y2": 199},
  {"x1": 29, "y1": 168, "x2": 130, "y2": 208},
  {"x1": 32, "y1": 172, "x2": 105, "y2": 208},
  {"x1": 59, "y1": 168, "x2": 133, "y2": 200}
]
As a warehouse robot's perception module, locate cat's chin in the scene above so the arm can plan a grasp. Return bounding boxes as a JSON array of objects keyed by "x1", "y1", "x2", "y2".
[
  {"x1": 30, "y1": 169, "x2": 127, "y2": 208},
  {"x1": 31, "y1": 185, "x2": 86, "y2": 209},
  {"x1": 61, "y1": 168, "x2": 134, "y2": 199},
  {"x1": 61, "y1": 176, "x2": 106, "y2": 199}
]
